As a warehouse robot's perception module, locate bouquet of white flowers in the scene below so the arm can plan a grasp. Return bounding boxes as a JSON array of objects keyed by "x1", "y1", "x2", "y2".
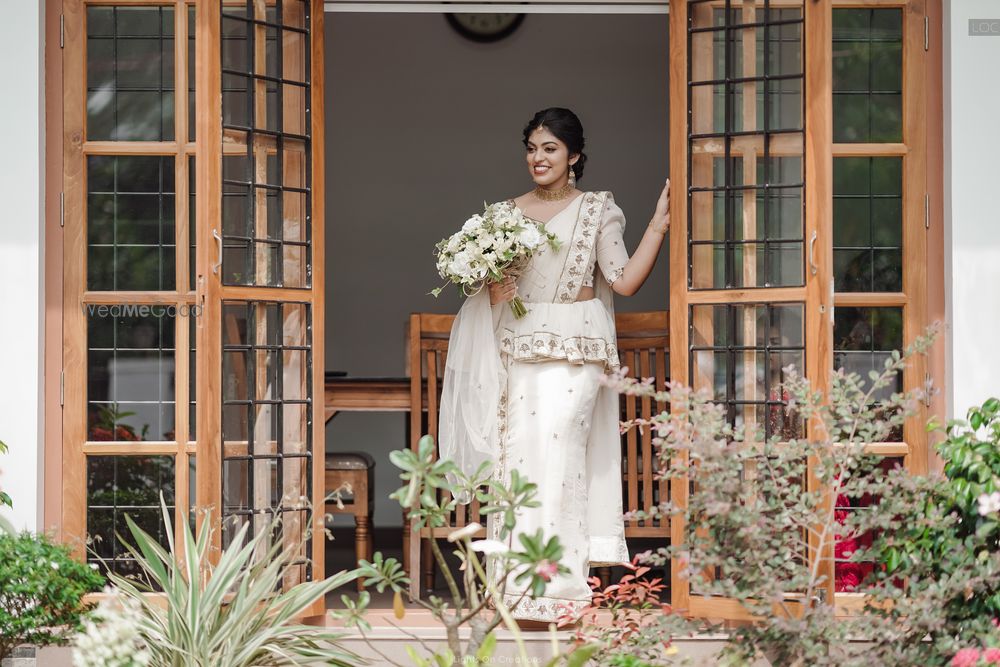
[{"x1": 431, "y1": 200, "x2": 561, "y2": 319}]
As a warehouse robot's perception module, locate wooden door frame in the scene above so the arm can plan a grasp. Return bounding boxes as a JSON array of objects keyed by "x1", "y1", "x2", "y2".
[
  {"x1": 43, "y1": 0, "x2": 65, "y2": 537},
  {"x1": 667, "y1": 0, "x2": 939, "y2": 619},
  {"x1": 57, "y1": 0, "x2": 200, "y2": 558},
  {"x1": 41, "y1": 0, "x2": 943, "y2": 620},
  {"x1": 668, "y1": 0, "x2": 833, "y2": 618}
]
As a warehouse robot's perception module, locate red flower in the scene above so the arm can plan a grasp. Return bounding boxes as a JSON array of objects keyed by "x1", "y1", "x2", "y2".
[
  {"x1": 951, "y1": 648, "x2": 981, "y2": 667},
  {"x1": 835, "y1": 536, "x2": 858, "y2": 560},
  {"x1": 835, "y1": 562, "x2": 863, "y2": 592},
  {"x1": 89, "y1": 426, "x2": 113, "y2": 441},
  {"x1": 114, "y1": 425, "x2": 140, "y2": 441}
]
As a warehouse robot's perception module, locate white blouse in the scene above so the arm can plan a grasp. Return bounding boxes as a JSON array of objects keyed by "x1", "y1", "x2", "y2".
[
  {"x1": 492, "y1": 191, "x2": 630, "y2": 371},
  {"x1": 438, "y1": 190, "x2": 629, "y2": 481}
]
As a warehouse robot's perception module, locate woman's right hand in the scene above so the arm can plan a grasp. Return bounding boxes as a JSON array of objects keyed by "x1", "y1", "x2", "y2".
[{"x1": 489, "y1": 275, "x2": 517, "y2": 305}]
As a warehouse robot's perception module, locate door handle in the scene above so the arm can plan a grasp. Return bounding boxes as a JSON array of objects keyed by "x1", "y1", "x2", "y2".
[
  {"x1": 212, "y1": 229, "x2": 223, "y2": 274},
  {"x1": 808, "y1": 231, "x2": 818, "y2": 276}
]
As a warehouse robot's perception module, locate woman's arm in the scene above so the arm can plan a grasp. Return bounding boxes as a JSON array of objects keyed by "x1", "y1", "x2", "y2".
[{"x1": 604, "y1": 180, "x2": 671, "y2": 297}]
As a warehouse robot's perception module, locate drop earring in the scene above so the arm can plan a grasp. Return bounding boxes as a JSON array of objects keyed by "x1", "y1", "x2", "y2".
[{"x1": 567, "y1": 166, "x2": 576, "y2": 187}]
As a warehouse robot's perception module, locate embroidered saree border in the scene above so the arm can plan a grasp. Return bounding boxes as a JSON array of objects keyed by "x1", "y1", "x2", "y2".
[{"x1": 556, "y1": 191, "x2": 610, "y2": 304}]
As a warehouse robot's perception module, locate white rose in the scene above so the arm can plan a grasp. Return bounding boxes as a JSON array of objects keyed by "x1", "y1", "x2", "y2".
[
  {"x1": 518, "y1": 223, "x2": 543, "y2": 249},
  {"x1": 462, "y1": 215, "x2": 484, "y2": 233},
  {"x1": 446, "y1": 232, "x2": 464, "y2": 253},
  {"x1": 448, "y1": 250, "x2": 474, "y2": 279}
]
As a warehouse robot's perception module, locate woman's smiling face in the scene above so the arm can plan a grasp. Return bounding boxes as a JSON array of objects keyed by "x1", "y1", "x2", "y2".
[{"x1": 525, "y1": 126, "x2": 577, "y2": 187}]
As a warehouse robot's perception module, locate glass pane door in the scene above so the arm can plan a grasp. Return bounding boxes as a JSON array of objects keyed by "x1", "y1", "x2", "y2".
[
  {"x1": 669, "y1": 0, "x2": 831, "y2": 619},
  {"x1": 195, "y1": 0, "x2": 324, "y2": 599}
]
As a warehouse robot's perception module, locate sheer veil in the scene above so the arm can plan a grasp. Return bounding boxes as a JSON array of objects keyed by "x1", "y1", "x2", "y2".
[{"x1": 437, "y1": 288, "x2": 505, "y2": 495}]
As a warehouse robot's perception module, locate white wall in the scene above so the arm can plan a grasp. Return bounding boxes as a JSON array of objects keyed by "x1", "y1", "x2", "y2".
[
  {"x1": 0, "y1": 2, "x2": 44, "y2": 531},
  {"x1": 943, "y1": 1, "x2": 1000, "y2": 419},
  {"x1": 324, "y1": 12, "x2": 669, "y2": 527}
]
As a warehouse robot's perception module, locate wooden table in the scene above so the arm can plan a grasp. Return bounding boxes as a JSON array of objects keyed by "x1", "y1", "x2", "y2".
[{"x1": 323, "y1": 373, "x2": 426, "y2": 423}]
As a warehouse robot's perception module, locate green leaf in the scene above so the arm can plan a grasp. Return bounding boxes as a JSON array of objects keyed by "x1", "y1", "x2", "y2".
[
  {"x1": 406, "y1": 645, "x2": 431, "y2": 667},
  {"x1": 475, "y1": 631, "x2": 497, "y2": 660},
  {"x1": 885, "y1": 547, "x2": 901, "y2": 573},
  {"x1": 434, "y1": 648, "x2": 456, "y2": 667},
  {"x1": 566, "y1": 645, "x2": 600, "y2": 667}
]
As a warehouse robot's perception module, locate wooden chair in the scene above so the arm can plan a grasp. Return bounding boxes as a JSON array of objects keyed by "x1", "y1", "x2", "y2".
[
  {"x1": 403, "y1": 313, "x2": 488, "y2": 599},
  {"x1": 598, "y1": 311, "x2": 671, "y2": 585},
  {"x1": 325, "y1": 451, "x2": 375, "y2": 591},
  {"x1": 403, "y1": 310, "x2": 670, "y2": 600}
]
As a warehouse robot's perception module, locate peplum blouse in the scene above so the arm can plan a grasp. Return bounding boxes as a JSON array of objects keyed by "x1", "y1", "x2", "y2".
[{"x1": 492, "y1": 191, "x2": 631, "y2": 372}]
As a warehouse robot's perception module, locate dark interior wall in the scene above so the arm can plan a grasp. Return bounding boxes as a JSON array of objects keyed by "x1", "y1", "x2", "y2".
[{"x1": 324, "y1": 11, "x2": 669, "y2": 527}]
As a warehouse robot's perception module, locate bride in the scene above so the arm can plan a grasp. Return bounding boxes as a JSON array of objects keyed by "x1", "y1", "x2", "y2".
[{"x1": 439, "y1": 107, "x2": 670, "y2": 623}]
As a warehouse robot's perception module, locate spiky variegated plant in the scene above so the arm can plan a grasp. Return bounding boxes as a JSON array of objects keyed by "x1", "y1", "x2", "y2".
[{"x1": 102, "y1": 499, "x2": 363, "y2": 667}]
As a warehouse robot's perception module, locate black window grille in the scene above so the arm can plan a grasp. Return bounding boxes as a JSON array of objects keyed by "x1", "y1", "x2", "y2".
[
  {"x1": 220, "y1": 0, "x2": 311, "y2": 288},
  {"x1": 689, "y1": 302, "x2": 805, "y2": 440},
  {"x1": 687, "y1": 0, "x2": 806, "y2": 290},
  {"x1": 220, "y1": 300, "x2": 313, "y2": 580}
]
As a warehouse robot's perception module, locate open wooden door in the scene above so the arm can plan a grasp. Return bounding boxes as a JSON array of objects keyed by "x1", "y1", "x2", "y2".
[
  {"x1": 668, "y1": 0, "x2": 833, "y2": 618},
  {"x1": 195, "y1": 0, "x2": 326, "y2": 608}
]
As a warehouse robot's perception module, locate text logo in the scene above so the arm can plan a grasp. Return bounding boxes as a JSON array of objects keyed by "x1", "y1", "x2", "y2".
[{"x1": 969, "y1": 19, "x2": 1000, "y2": 36}]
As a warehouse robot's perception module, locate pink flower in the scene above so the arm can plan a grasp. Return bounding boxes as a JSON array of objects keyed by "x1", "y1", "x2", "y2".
[
  {"x1": 534, "y1": 560, "x2": 558, "y2": 582},
  {"x1": 951, "y1": 648, "x2": 981, "y2": 667},
  {"x1": 984, "y1": 648, "x2": 1000, "y2": 664}
]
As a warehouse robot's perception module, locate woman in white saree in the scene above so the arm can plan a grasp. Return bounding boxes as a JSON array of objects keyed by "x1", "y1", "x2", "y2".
[{"x1": 438, "y1": 107, "x2": 670, "y2": 623}]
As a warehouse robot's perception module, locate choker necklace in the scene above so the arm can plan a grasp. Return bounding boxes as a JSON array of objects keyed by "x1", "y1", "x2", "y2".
[{"x1": 532, "y1": 182, "x2": 574, "y2": 201}]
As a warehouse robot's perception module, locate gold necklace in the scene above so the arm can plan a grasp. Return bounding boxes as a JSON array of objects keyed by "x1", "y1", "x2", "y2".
[{"x1": 532, "y1": 182, "x2": 574, "y2": 201}]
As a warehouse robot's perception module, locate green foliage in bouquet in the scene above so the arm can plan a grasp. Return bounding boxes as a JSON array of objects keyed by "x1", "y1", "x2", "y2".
[
  {"x1": 96, "y1": 498, "x2": 363, "y2": 667},
  {"x1": 0, "y1": 530, "x2": 104, "y2": 660}
]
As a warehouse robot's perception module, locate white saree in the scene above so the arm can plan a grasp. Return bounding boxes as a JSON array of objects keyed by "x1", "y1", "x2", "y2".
[{"x1": 438, "y1": 191, "x2": 632, "y2": 622}]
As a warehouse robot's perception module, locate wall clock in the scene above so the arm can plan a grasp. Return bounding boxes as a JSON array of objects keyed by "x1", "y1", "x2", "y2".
[{"x1": 446, "y1": 13, "x2": 525, "y2": 43}]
